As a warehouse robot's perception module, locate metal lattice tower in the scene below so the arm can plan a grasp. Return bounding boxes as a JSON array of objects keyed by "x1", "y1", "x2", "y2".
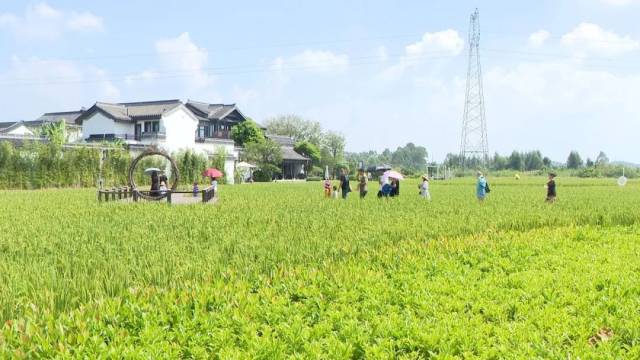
[{"x1": 460, "y1": 8, "x2": 488, "y2": 168}]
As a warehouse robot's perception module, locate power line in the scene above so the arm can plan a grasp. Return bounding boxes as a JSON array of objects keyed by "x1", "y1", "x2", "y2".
[{"x1": 3, "y1": 47, "x2": 640, "y2": 87}]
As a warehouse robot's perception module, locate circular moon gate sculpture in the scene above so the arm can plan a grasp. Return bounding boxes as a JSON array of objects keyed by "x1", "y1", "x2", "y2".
[{"x1": 128, "y1": 148, "x2": 180, "y2": 201}]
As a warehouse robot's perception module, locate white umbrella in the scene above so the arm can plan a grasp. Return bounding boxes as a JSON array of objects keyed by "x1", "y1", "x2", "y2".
[
  {"x1": 382, "y1": 170, "x2": 404, "y2": 181},
  {"x1": 324, "y1": 165, "x2": 330, "y2": 179},
  {"x1": 237, "y1": 161, "x2": 257, "y2": 169},
  {"x1": 144, "y1": 167, "x2": 162, "y2": 175}
]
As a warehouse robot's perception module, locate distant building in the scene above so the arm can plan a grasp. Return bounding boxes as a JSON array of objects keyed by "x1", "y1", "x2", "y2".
[
  {"x1": 0, "y1": 110, "x2": 84, "y2": 141},
  {"x1": 267, "y1": 135, "x2": 310, "y2": 179},
  {"x1": 1, "y1": 99, "x2": 311, "y2": 182},
  {"x1": 0, "y1": 121, "x2": 35, "y2": 136}
]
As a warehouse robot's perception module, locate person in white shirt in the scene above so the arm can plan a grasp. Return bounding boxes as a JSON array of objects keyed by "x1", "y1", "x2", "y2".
[
  {"x1": 419, "y1": 175, "x2": 431, "y2": 201},
  {"x1": 211, "y1": 177, "x2": 218, "y2": 195}
]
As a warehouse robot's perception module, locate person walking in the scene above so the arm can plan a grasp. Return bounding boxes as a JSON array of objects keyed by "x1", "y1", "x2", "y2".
[
  {"x1": 338, "y1": 168, "x2": 351, "y2": 200},
  {"x1": 419, "y1": 175, "x2": 431, "y2": 200},
  {"x1": 476, "y1": 171, "x2": 488, "y2": 202},
  {"x1": 323, "y1": 177, "x2": 332, "y2": 198},
  {"x1": 357, "y1": 169, "x2": 368, "y2": 199},
  {"x1": 546, "y1": 172, "x2": 557, "y2": 203}
]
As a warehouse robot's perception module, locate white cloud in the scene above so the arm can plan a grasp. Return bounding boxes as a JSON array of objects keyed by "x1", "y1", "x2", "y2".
[
  {"x1": 67, "y1": 11, "x2": 104, "y2": 32},
  {"x1": 484, "y1": 61, "x2": 640, "y2": 160},
  {"x1": 529, "y1": 30, "x2": 551, "y2": 48},
  {"x1": 405, "y1": 30, "x2": 464, "y2": 57},
  {"x1": 561, "y1": 23, "x2": 639, "y2": 56},
  {"x1": 272, "y1": 50, "x2": 350, "y2": 74},
  {"x1": 382, "y1": 30, "x2": 464, "y2": 79},
  {"x1": 0, "y1": 2, "x2": 104, "y2": 40},
  {"x1": 154, "y1": 32, "x2": 212, "y2": 90}
]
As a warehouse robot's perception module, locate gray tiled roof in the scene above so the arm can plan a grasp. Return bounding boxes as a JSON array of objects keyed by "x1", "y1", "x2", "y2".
[
  {"x1": 79, "y1": 99, "x2": 182, "y2": 123},
  {"x1": 185, "y1": 100, "x2": 242, "y2": 121},
  {"x1": 37, "y1": 110, "x2": 85, "y2": 125},
  {"x1": 281, "y1": 146, "x2": 310, "y2": 161},
  {"x1": 267, "y1": 134, "x2": 296, "y2": 147},
  {"x1": 120, "y1": 100, "x2": 182, "y2": 118}
]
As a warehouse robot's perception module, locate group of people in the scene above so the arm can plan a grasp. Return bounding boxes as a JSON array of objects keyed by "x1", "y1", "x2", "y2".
[
  {"x1": 323, "y1": 169, "x2": 431, "y2": 200},
  {"x1": 192, "y1": 177, "x2": 218, "y2": 197},
  {"x1": 476, "y1": 170, "x2": 557, "y2": 202},
  {"x1": 323, "y1": 169, "x2": 557, "y2": 203},
  {"x1": 150, "y1": 171, "x2": 169, "y2": 196}
]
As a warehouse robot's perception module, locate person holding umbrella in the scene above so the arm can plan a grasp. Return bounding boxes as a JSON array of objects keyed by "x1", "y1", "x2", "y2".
[
  {"x1": 144, "y1": 168, "x2": 161, "y2": 196},
  {"x1": 381, "y1": 170, "x2": 403, "y2": 197},
  {"x1": 202, "y1": 168, "x2": 223, "y2": 196}
]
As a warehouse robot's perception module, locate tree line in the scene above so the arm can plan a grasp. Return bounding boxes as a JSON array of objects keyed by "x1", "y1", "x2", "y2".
[{"x1": 0, "y1": 140, "x2": 228, "y2": 189}]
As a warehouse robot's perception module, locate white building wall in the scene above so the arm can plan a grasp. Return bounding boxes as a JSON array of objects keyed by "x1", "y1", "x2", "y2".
[
  {"x1": 6, "y1": 125, "x2": 33, "y2": 136},
  {"x1": 160, "y1": 107, "x2": 198, "y2": 154},
  {"x1": 82, "y1": 112, "x2": 133, "y2": 139}
]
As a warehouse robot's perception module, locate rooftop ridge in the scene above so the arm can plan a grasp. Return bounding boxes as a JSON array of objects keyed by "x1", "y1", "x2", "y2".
[
  {"x1": 42, "y1": 110, "x2": 85, "y2": 115},
  {"x1": 118, "y1": 99, "x2": 182, "y2": 106}
]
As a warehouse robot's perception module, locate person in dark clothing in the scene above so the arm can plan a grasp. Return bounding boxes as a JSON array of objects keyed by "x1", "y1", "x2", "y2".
[
  {"x1": 339, "y1": 168, "x2": 351, "y2": 199},
  {"x1": 389, "y1": 178, "x2": 400, "y2": 197},
  {"x1": 546, "y1": 172, "x2": 557, "y2": 203},
  {"x1": 150, "y1": 171, "x2": 160, "y2": 196}
]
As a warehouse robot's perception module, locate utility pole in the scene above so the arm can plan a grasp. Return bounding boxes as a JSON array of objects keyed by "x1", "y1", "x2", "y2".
[{"x1": 460, "y1": 8, "x2": 489, "y2": 169}]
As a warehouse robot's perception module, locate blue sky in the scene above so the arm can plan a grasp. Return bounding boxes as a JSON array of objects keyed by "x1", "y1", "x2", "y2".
[{"x1": 1, "y1": 0, "x2": 639, "y2": 162}]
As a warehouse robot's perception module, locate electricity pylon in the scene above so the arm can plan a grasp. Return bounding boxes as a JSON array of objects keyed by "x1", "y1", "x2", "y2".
[{"x1": 460, "y1": 8, "x2": 489, "y2": 168}]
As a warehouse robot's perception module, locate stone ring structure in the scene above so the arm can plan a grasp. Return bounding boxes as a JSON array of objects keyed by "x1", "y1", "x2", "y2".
[{"x1": 128, "y1": 148, "x2": 180, "y2": 201}]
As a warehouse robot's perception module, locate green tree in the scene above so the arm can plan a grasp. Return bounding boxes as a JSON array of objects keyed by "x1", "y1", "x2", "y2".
[
  {"x1": 567, "y1": 151, "x2": 584, "y2": 169},
  {"x1": 596, "y1": 151, "x2": 609, "y2": 167},
  {"x1": 508, "y1": 151, "x2": 524, "y2": 171},
  {"x1": 543, "y1": 156, "x2": 552, "y2": 168},
  {"x1": 492, "y1": 152, "x2": 507, "y2": 170},
  {"x1": 322, "y1": 131, "x2": 345, "y2": 166},
  {"x1": 244, "y1": 139, "x2": 283, "y2": 180},
  {"x1": 294, "y1": 141, "x2": 321, "y2": 165},
  {"x1": 524, "y1": 151, "x2": 544, "y2": 171},
  {"x1": 230, "y1": 119, "x2": 264, "y2": 146},
  {"x1": 40, "y1": 120, "x2": 67, "y2": 147},
  {"x1": 264, "y1": 115, "x2": 324, "y2": 146},
  {"x1": 390, "y1": 143, "x2": 428, "y2": 173}
]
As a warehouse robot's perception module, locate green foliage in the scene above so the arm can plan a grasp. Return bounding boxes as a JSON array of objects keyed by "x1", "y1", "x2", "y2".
[
  {"x1": 294, "y1": 140, "x2": 321, "y2": 165},
  {"x1": 39, "y1": 120, "x2": 67, "y2": 147},
  {"x1": 1, "y1": 178, "x2": 640, "y2": 357},
  {"x1": 567, "y1": 150, "x2": 584, "y2": 169},
  {"x1": 264, "y1": 114, "x2": 324, "y2": 146},
  {"x1": 244, "y1": 139, "x2": 282, "y2": 180},
  {"x1": 230, "y1": 119, "x2": 265, "y2": 146},
  {"x1": 0, "y1": 141, "x2": 129, "y2": 189},
  {"x1": 175, "y1": 149, "x2": 208, "y2": 185}
]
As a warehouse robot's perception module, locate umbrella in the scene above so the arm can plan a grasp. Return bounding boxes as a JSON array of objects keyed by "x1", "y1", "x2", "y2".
[
  {"x1": 144, "y1": 167, "x2": 162, "y2": 175},
  {"x1": 236, "y1": 162, "x2": 257, "y2": 169},
  {"x1": 324, "y1": 165, "x2": 330, "y2": 179},
  {"x1": 202, "y1": 168, "x2": 223, "y2": 178},
  {"x1": 382, "y1": 170, "x2": 404, "y2": 180}
]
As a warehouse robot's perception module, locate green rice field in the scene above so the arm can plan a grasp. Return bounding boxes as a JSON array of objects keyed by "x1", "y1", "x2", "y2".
[{"x1": 1, "y1": 177, "x2": 639, "y2": 358}]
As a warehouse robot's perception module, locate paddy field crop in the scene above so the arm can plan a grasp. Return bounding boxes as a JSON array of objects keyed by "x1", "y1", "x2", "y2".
[{"x1": 0, "y1": 177, "x2": 639, "y2": 358}]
